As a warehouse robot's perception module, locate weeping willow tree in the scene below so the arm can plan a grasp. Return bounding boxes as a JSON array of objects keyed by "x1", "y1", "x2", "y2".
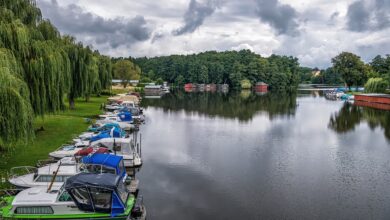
[
  {"x1": 0, "y1": 49, "x2": 33, "y2": 149},
  {"x1": 0, "y1": 0, "x2": 114, "y2": 145},
  {"x1": 94, "y1": 55, "x2": 113, "y2": 95}
]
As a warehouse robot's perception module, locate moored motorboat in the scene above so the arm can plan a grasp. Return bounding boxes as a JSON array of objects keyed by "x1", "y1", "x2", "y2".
[
  {"x1": 1, "y1": 173, "x2": 146, "y2": 219},
  {"x1": 8, "y1": 154, "x2": 129, "y2": 189},
  {"x1": 90, "y1": 138, "x2": 142, "y2": 168}
]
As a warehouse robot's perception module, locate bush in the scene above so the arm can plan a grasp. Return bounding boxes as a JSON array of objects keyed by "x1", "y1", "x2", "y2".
[
  {"x1": 364, "y1": 78, "x2": 389, "y2": 93},
  {"x1": 240, "y1": 79, "x2": 252, "y2": 89}
]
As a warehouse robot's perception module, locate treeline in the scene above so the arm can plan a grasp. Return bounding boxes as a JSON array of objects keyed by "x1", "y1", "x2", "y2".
[
  {"x1": 134, "y1": 50, "x2": 301, "y2": 91},
  {"x1": 0, "y1": 0, "x2": 112, "y2": 147},
  {"x1": 299, "y1": 67, "x2": 343, "y2": 85},
  {"x1": 299, "y1": 53, "x2": 390, "y2": 89}
]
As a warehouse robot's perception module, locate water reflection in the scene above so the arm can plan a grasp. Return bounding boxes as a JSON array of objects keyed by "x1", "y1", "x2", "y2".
[
  {"x1": 329, "y1": 102, "x2": 390, "y2": 141},
  {"x1": 142, "y1": 90, "x2": 297, "y2": 122},
  {"x1": 139, "y1": 93, "x2": 390, "y2": 219}
]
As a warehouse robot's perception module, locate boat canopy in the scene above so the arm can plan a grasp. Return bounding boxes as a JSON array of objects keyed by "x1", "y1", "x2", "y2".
[
  {"x1": 81, "y1": 154, "x2": 126, "y2": 178},
  {"x1": 117, "y1": 112, "x2": 132, "y2": 122},
  {"x1": 89, "y1": 132, "x2": 111, "y2": 142},
  {"x1": 65, "y1": 173, "x2": 128, "y2": 216},
  {"x1": 89, "y1": 127, "x2": 123, "y2": 142},
  {"x1": 88, "y1": 123, "x2": 121, "y2": 132}
]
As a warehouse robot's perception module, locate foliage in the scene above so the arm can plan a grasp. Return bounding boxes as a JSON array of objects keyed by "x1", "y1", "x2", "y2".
[
  {"x1": 156, "y1": 77, "x2": 164, "y2": 85},
  {"x1": 240, "y1": 79, "x2": 252, "y2": 89},
  {"x1": 0, "y1": 49, "x2": 33, "y2": 148},
  {"x1": 364, "y1": 78, "x2": 389, "y2": 93},
  {"x1": 370, "y1": 55, "x2": 390, "y2": 84},
  {"x1": 134, "y1": 50, "x2": 300, "y2": 92},
  {"x1": 0, "y1": 0, "x2": 113, "y2": 145},
  {"x1": 332, "y1": 52, "x2": 368, "y2": 89},
  {"x1": 113, "y1": 59, "x2": 140, "y2": 88}
]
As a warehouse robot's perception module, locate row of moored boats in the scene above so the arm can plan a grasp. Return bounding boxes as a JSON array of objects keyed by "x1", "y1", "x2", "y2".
[{"x1": 0, "y1": 93, "x2": 147, "y2": 219}]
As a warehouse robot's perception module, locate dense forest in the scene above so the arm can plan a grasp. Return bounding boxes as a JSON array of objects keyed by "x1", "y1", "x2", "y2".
[
  {"x1": 0, "y1": 0, "x2": 112, "y2": 147},
  {"x1": 134, "y1": 50, "x2": 301, "y2": 91},
  {"x1": 133, "y1": 51, "x2": 390, "y2": 90}
]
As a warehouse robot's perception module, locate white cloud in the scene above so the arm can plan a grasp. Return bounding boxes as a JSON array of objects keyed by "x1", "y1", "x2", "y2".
[{"x1": 37, "y1": 0, "x2": 390, "y2": 68}]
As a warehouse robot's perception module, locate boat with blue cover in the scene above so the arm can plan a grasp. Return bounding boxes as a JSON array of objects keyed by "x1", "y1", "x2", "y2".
[
  {"x1": 49, "y1": 127, "x2": 125, "y2": 159},
  {"x1": 88, "y1": 122, "x2": 121, "y2": 132},
  {"x1": 8, "y1": 154, "x2": 133, "y2": 189}
]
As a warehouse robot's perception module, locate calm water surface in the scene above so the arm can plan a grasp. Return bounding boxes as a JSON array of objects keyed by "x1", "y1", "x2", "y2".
[{"x1": 138, "y1": 91, "x2": 390, "y2": 220}]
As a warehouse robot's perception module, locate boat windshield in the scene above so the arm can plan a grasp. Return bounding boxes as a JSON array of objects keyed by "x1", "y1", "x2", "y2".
[
  {"x1": 71, "y1": 187, "x2": 91, "y2": 205},
  {"x1": 80, "y1": 164, "x2": 116, "y2": 175},
  {"x1": 89, "y1": 187, "x2": 112, "y2": 211},
  {"x1": 120, "y1": 143, "x2": 131, "y2": 154},
  {"x1": 36, "y1": 175, "x2": 71, "y2": 182},
  {"x1": 58, "y1": 187, "x2": 73, "y2": 202}
]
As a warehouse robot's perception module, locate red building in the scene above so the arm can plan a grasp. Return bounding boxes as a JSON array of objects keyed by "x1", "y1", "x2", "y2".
[{"x1": 254, "y1": 82, "x2": 268, "y2": 92}]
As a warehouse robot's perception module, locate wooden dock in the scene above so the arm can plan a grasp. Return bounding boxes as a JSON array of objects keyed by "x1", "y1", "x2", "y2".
[{"x1": 354, "y1": 94, "x2": 390, "y2": 110}]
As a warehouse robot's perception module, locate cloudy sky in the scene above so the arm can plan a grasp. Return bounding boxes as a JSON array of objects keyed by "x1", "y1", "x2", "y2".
[{"x1": 36, "y1": 0, "x2": 390, "y2": 68}]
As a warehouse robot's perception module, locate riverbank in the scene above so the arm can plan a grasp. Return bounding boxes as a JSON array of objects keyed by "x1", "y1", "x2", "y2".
[{"x1": 0, "y1": 96, "x2": 107, "y2": 173}]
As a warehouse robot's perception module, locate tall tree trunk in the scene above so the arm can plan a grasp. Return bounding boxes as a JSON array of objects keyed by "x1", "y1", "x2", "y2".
[{"x1": 85, "y1": 96, "x2": 90, "y2": 102}]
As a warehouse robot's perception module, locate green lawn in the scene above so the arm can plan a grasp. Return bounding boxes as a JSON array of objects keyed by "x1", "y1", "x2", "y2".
[{"x1": 0, "y1": 96, "x2": 107, "y2": 183}]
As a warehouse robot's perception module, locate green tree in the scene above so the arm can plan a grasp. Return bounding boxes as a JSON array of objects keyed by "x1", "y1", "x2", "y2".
[
  {"x1": 240, "y1": 78, "x2": 252, "y2": 89},
  {"x1": 0, "y1": 48, "x2": 33, "y2": 148},
  {"x1": 114, "y1": 60, "x2": 136, "y2": 88},
  {"x1": 175, "y1": 75, "x2": 185, "y2": 86},
  {"x1": 199, "y1": 65, "x2": 209, "y2": 83},
  {"x1": 332, "y1": 52, "x2": 367, "y2": 90},
  {"x1": 156, "y1": 77, "x2": 164, "y2": 85},
  {"x1": 364, "y1": 78, "x2": 389, "y2": 93}
]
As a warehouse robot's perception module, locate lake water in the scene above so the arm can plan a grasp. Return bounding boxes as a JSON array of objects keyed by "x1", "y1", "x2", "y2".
[{"x1": 138, "y1": 90, "x2": 390, "y2": 220}]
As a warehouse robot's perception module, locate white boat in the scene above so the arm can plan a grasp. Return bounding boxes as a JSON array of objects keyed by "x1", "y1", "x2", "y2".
[
  {"x1": 90, "y1": 138, "x2": 142, "y2": 168},
  {"x1": 49, "y1": 142, "x2": 88, "y2": 160},
  {"x1": 8, "y1": 157, "x2": 77, "y2": 189},
  {"x1": 8, "y1": 154, "x2": 128, "y2": 189}
]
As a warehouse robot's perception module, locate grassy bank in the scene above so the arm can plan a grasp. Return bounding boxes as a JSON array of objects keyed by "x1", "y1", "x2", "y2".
[{"x1": 0, "y1": 96, "x2": 107, "y2": 174}]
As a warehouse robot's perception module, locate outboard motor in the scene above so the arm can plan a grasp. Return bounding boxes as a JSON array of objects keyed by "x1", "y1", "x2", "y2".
[{"x1": 131, "y1": 196, "x2": 144, "y2": 218}]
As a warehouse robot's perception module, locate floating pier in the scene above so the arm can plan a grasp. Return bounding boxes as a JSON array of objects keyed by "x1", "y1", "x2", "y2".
[{"x1": 354, "y1": 94, "x2": 390, "y2": 110}]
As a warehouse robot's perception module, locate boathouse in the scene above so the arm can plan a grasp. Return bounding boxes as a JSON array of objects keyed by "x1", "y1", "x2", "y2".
[{"x1": 254, "y1": 82, "x2": 268, "y2": 92}]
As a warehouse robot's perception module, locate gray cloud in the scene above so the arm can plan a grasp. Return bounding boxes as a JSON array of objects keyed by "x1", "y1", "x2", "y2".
[
  {"x1": 347, "y1": 0, "x2": 390, "y2": 32},
  {"x1": 37, "y1": 0, "x2": 152, "y2": 48},
  {"x1": 254, "y1": 0, "x2": 300, "y2": 36},
  {"x1": 173, "y1": 0, "x2": 221, "y2": 36}
]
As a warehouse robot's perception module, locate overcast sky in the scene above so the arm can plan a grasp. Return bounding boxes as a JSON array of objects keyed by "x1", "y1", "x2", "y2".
[{"x1": 36, "y1": 0, "x2": 390, "y2": 68}]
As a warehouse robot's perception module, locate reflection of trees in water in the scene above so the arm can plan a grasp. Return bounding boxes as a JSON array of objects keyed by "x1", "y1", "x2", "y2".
[
  {"x1": 142, "y1": 90, "x2": 297, "y2": 122},
  {"x1": 329, "y1": 102, "x2": 390, "y2": 140}
]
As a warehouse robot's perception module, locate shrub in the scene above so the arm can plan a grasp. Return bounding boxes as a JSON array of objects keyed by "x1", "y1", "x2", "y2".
[
  {"x1": 364, "y1": 78, "x2": 389, "y2": 93},
  {"x1": 240, "y1": 79, "x2": 252, "y2": 89}
]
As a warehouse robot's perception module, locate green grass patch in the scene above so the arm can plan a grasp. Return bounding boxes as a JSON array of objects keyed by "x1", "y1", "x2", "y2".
[{"x1": 0, "y1": 96, "x2": 106, "y2": 184}]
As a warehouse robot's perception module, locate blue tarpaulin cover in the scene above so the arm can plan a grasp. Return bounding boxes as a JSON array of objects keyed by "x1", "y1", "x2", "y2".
[
  {"x1": 118, "y1": 112, "x2": 132, "y2": 122},
  {"x1": 81, "y1": 154, "x2": 125, "y2": 177}
]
